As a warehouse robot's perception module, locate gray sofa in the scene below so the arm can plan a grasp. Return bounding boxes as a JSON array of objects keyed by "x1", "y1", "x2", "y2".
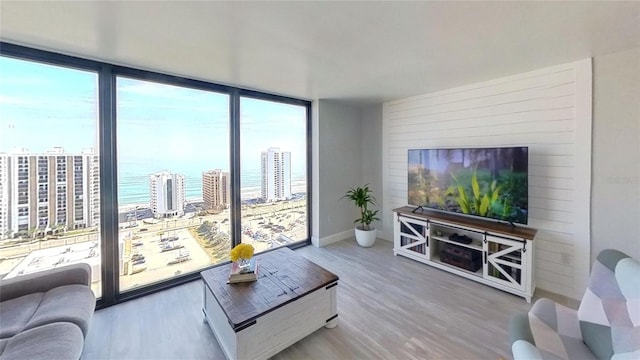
[
  {"x1": 509, "y1": 249, "x2": 640, "y2": 360},
  {"x1": 0, "y1": 263, "x2": 96, "y2": 360}
]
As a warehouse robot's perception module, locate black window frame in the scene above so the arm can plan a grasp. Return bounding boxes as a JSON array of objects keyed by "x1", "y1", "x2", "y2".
[{"x1": 0, "y1": 42, "x2": 312, "y2": 309}]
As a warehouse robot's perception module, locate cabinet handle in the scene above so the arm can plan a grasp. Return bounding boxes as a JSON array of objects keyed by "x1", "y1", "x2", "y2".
[{"x1": 483, "y1": 251, "x2": 487, "y2": 264}]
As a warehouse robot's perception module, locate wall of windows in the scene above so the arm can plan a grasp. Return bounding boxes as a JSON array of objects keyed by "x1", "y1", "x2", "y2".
[{"x1": 0, "y1": 43, "x2": 311, "y2": 306}]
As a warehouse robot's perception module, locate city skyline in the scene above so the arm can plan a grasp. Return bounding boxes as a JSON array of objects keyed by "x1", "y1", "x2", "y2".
[
  {"x1": 1, "y1": 55, "x2": 308, "y2": 210},
  {"x1": 0, "y1": 146, "x2": 306, "y2": 202},
  {"x1": 0, "y1": 147, "x2": 308, "y2": 240},
  {"x1": 0, "y1": 56, "x2": 307, "y2": 181}
]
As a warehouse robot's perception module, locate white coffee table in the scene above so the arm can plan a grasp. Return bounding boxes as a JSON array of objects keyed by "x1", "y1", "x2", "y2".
[{"x1": 201, "y1": 247, "x2": 339, "y2": 360}]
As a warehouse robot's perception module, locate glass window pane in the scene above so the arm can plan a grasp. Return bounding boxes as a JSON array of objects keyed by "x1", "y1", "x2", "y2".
[
  {"x1": 0, "y1": 56, "x2": 102, "y2": 298},
  {"x1": 239, "y1": 97, "x2": 308, "y2": 253},
  {"x1": 116, "y1": 77, "x2": 230, "y2": 292}
]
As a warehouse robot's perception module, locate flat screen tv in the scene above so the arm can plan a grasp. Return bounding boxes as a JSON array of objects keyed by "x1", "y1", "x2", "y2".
[{"x1": 408, "y1": 147, "x2": 529, "y2": 225}]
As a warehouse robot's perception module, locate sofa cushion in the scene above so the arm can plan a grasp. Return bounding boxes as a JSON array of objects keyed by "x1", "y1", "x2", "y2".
[
  {"x1": 0, "y1": 293, "x2": 44, "y2": 339},
  {"x1": 24, "y1": 284, "x2": 95, "y2": 337},
  {"x1": 0, "y1": 322, "x2": 84, "y2": 360}
]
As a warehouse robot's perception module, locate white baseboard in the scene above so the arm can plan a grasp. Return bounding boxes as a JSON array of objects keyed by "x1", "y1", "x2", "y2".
[
  {"x1": 377, "y1": 230, "x2": 392, "y2": 242},
  {"x1": 311, "y1": 236, "x2": 320, "y2": 247},
  {"x1": 312, "y1": 228, "x2": 392, "y2": 247},
  {"x1": 314, "y1": 229, "x2": 355, "y2": 247}
]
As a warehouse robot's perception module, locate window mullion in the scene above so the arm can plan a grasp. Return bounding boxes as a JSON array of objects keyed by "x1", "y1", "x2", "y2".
[
  {"x1": 230, "y1": 89, "x2": 241, "y2": 247},
  {"x1": 98, "y1": 64, "x2": 119, "y2": 306}
]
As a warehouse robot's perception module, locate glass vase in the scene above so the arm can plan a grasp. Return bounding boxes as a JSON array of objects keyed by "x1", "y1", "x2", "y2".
[{"x1": 238, "y1": 258, "x2": 252, "y2": 273}]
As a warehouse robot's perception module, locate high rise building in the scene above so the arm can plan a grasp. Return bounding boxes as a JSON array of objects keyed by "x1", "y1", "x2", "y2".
[
  {"x1": 202, "y1": 169, "x2": 230, "y2": 211},
  {"x1": 260, "y1": 147, "x2": 291, "y2": 202},
  {"x1": 149, "y1": 172, "x2": 185, "y2": 218},
  {"x1": 0, "y1": 147, "x2": 100, "y2": 239}
]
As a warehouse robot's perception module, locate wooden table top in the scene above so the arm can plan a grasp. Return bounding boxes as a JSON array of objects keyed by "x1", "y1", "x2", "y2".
[{"x1": 201, "y1": 247, "x2": 339, "y2": 331}]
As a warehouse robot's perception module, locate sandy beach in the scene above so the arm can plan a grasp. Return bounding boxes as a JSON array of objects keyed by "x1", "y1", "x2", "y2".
[{"x1": 118, "y1": 183, "x2": 307, "y2": 213}]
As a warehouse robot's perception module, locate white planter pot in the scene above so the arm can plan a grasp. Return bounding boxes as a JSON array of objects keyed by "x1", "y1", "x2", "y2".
[{"x1": 354, "y1": 227, "x2": 377, "y2": 247}]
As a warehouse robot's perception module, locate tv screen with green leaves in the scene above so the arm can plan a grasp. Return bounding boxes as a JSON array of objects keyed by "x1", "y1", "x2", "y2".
[{"x1": 408, "y1": 147, "x2": 529, "y2": 225}]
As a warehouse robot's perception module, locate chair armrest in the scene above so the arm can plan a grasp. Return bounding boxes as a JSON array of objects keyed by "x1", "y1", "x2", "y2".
[
  {"x1": 509, "y1": 313, "x2": 544, "y2": 360},
  {"x1": 0, "y1": 263, "x2": 92, "y2": 302},
  {"x1": 509, "y1": 313, "x2": 535, "y2": 344},
  {"x1": 529, "y1": 298, "x2": 582, "y2": 339},
  {"x1": 509, "y1": 298, "x2": 585, "y2": 360},
  {"x1": 511, "y1": 339, "x2": 543, "y2": 360}
]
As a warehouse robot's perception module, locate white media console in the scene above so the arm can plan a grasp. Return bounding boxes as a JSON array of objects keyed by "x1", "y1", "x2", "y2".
[{"x1": 393, "y1": 206, "x2": 537, "y2": 302}]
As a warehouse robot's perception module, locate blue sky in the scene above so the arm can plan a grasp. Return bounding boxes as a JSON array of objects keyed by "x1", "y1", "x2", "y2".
[
  {"x1": 0, "y1": 56, "x2": 307, "y2": 177},
  {"x1": 0, "y1": 57, "x2": 97, "y2": 152}
]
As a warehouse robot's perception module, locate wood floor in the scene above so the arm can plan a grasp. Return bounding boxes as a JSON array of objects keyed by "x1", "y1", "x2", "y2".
[{"x1": 81, "y1": 239, "x2": 562, "y2": 360}]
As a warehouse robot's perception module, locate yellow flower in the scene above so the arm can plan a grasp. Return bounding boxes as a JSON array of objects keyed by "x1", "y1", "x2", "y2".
[{"x1": 230, "y1": 243, "x2": 254, "y2": 262}]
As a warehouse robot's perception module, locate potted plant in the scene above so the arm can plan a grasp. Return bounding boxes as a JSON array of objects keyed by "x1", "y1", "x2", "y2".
[{"x1": 342, "y1": 184, "x2": 380, "y2": 247}]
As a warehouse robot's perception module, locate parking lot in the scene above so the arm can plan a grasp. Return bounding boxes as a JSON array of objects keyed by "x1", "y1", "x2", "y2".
[{"x1": 1, "y1": 198, "x2": 308, "y2": 293}]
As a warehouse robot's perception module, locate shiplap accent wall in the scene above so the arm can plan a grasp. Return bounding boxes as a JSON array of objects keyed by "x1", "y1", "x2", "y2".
[{"x1": 382, "y1": 59, "x2": 592, "y2": 299}]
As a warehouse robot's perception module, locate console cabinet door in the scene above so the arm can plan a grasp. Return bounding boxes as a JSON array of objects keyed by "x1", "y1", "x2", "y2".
[
  {"x1": 483, "y1": 235, "x2": 526, "y2": 291},
  {"x1": 395, "y1": 215, "x2": 429, "y2": 259}
]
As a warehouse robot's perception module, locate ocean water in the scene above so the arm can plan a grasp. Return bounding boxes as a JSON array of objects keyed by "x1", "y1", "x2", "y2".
[{"x1": 118, "y1": 168, "x2": 306, "y2": 206}]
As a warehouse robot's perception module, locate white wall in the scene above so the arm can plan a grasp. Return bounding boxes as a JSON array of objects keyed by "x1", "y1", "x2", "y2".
[
  {"x1": 382, "y1": 60, "x2": 592, "y2": 299},
  {"x1": 361, "y1": 104, "x2": 385, "y2": 238},
  {"x1": 311, "y1": 101, "x2": 385, "y2": 246},
  {"x1": 591, "y1": 48, "x2": 640, "y2": 261},
  {"x1": 312, "y1": 100, "x2": 363, "y2": 246}
]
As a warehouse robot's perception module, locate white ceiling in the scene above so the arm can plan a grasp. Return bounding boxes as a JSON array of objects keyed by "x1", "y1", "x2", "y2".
[{"x1": 1, "y1": 1, "x2": 639, "y2": 105}]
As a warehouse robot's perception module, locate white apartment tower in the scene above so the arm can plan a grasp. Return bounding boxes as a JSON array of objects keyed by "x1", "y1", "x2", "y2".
[
  {"x1": 260, "y1": 147, "x2": 291, "y2": 202},
  {"x1": 202, "y1": 169, "x2": 230, "y2": 211},
  {"x1": 150, "y1": 172, "x2": 185, "y2": 218},
  {"x1": 0, "y1": 148, "x2": 100, "y2": 239}
]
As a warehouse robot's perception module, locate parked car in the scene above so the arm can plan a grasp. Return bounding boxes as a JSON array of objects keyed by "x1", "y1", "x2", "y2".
[
  {"x1": 131, "y1": 266, "x2": 146, "y2": 274},
  {"x1": 159, "y1": 236, "x2": 178, "y2": 242},
  {"x1": 161, "y1": 244, "x2": 184, "y2": 252}
]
